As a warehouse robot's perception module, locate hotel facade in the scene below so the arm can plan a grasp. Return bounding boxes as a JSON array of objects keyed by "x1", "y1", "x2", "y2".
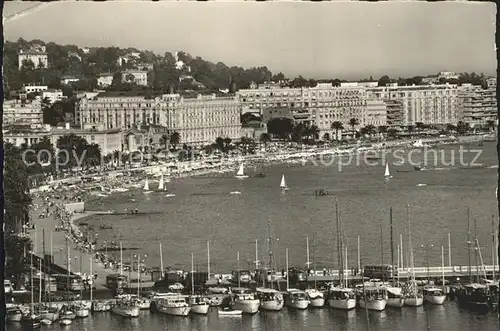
[
  {"x1": 237, "y1": 82, "x2": 462, "y2": 132},
  {"x1": 75, "y1": 92, "x2": 242, "y2": 146}
]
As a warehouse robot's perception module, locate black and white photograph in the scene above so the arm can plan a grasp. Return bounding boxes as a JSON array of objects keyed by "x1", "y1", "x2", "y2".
[{"x1": 2, "y1": 1, "x2": 498, "y2": 330}]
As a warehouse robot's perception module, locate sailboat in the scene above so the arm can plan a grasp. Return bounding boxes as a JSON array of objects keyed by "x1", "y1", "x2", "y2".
[
  {"x1": 284, "y1": 248, "x2": 310, "y2": 310},
  {"x1": 384, "y1": 163, "x2": 393, "y2": 179},
  {"x1": 189, "y1": 253, "x2": 210, "y2": 315},
  {"x1": 403, "y1": 205, "x2": 424, "y2": 307},
  {"x1": 143, "y1": 178, "x2": 152, "y2": 194},
  {"x1": 158, "y1": 175, "x2": 165, "y2": 191},
  {"x1": 235, "y1": 163, "x2": 249, "y2": 179},
  {"x1": 305, "y1": 237, "x2": 325, "y2": 307},
  {"x1": 385, "y1": 207, "x2": 405, "y2": 308},
  {"x1": 22, "y1": 251, "x2": 41, "y2": 329},
  {"x1": 328, "y1": 200, "x2": 357, "y2": 310},
  {"x1": 111, "y1": 242, "x2": 140, "y2": 318},
  {"x1": 257, "y1": 218, "x2": 284, "y2": 311},
  {"x1": 280, "y1": 175, "x2": 289, "y2": 191}
]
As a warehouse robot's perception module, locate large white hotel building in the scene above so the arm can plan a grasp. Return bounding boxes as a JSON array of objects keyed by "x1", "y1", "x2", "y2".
[
  {"x1": 75, "y1": 92, "x2": 241, "y2": 146},
  {"x1": 237, "y1": 81, "x2": 463, "y2": 136}
]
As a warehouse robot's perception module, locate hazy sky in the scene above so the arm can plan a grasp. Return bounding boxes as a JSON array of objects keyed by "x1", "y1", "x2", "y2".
[{"x1": 4, "y1": 1, "x2": 496, "y2": 80}]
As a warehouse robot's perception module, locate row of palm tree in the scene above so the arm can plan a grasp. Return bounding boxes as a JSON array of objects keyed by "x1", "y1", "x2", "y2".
[{"x1": 159, "y1": 131, "x2": 181, "y2": 150}]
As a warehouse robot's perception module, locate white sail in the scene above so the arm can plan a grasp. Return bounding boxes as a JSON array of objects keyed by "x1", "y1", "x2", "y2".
[
  {"x1": 384, "y1": 163, "x2": 391, "y2": 177},
  {"x1": 143, "y1": 179, "x2": 149, "y2": 191},
  {"x1": 280, "y1": 175, "x2": 287, "y2": 189},
  {"x1": 158, "y1": 175, "x2": 165, "y2": 191},
  {"x1": 236, "y1": 164, "x2": 245, "y2": 176}
]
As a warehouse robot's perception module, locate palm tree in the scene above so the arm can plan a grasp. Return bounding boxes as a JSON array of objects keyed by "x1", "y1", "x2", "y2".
[
  {"x1": 331, "y1": 121, "x2": 344, "y2": 141},
  {"x1": 349, "y1": 118, "x2": 359, "y2": 139},
  {"x1": 259, "y1": 133, "x2": 271, "y2": 148},
  {"x1": 308, "y1": 124, "x2": 320, "y2": 142},
  {"x1": 169, "y1": 131, "x2": 180, "y2": 150},
  {"x1": 456, "y1": 121, "x2": 470, "y2": 135},
  {"x1": 215, "y1": 137, "x2": 225, "y2": 152},
  {"x1": 322, "y1": 133, "x2": 330, "y2": 142},
  {"x1": 223, "y1": 137, "x2": 232, "y2": 153}
]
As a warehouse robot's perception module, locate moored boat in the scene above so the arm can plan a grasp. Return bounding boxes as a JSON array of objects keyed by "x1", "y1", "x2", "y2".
[
  {"x1": 256, "y1": 288, "x2": 284, "y2": 311},
  {"x1": 357, "y1": 287, "x2": 387, "y2": 311},
  {"x1": 156, "y1": 296, "x2": 191, "y2": 316},
  {"x1": 7, "y1": 308, "x2": 23, "y2": 322},
  {"x1": 385, "y1": 286, "x2": 405, "y2": 308},
  {"x1": 21, "y1": 314, "x2": 41, "y2": 329},
  {"x1": 305, "y1": 288, "x2": 325, "y2": 308},
  {"x1": 423, "y1": 286, "x2": 446, "y2": 305},
  {"x1": 327, "y1": 287, "x2": 357, "y2": 310},
  {"x1": 231, "y1": 288, "x2": 260, "y2": 314},
  {"x1": 111, "y1": 298, "x2": 140, "y2": 318},
  {"x1": 285, "y1": 289, "x2": 310, "y2": 310},
  {"x1": 457, "y1": 283, "x2": 489, "y2": 311},
  {"x1": 218, "y1": 307, "x2": 243, "y2": 316},
  {"x1": 189, "y1": 295, "x2": 210, "y2": 315},
  {"x1": 92, "y1": 301, "x2": 112, "y2": 312}
]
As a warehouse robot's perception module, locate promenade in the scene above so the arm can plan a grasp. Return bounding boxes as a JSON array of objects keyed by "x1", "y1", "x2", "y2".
[{"x1": 29, "y1": 196, "x2": 140, "y2": 289}]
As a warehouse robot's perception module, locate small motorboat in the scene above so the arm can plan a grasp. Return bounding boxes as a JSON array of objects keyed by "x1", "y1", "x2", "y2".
[
  {"x1": 59, "y1": 318, "x2": 73, "y2": 326},
  {"x1": 229, "y1": 191, "x2": 241, "y2": 195},
  {"x1": 218, "y1": 307, "x2": 243, "y2": 316},
  {"x1": 314, "y1": 189, "x2": 329, "y2": 196},
  {"x1": 40, "y1": 319, "x2": 52, "y2": 325},
  {"x1": 7, "y1": 308, "x2": 23, "y2": 322}
]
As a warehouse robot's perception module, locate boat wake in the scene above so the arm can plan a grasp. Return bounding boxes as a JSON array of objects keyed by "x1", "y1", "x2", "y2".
[
  {"x1": 416, "y1": 183, "x2": 427, "y2": 187},
  {"x1": 165, "y1": 194, "x2": 176, "y2": 198},
  {"x1": 229, "y1": 191, "x2": 242, "y2": 195}
]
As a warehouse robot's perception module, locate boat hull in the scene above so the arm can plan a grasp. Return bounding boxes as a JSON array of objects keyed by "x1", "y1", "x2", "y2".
[
  {"x1": 60, "y1": 312, "x2": 76, "y2": 320},
  {"x1": 92, "y1": 302, "x2": 112, "y2": 312},
  {"x1": 387, "y1": 298, "x2": 405, "y2": 308},
  {"x1": 328, "y1": 299, "x2": 357, "y2": 310},
  {"x1": 59, "y1": 318, "x2": 72, "y2": 326},
  {"x1": 190, "y1": 304, "x2": 210, "y2": 315},
  {"x1": 219, "y1": 309, "x2": 243, "y2": 316},
  {"x1": 405, "y1": 297, "x2": 424, "y2": 307},
  {"x1": 39, "y1": 311, "x2": 59, "y2": 322},
  {"x1": 112, "y1": 306, "x2": 140, "y2": 318},
  {"x1": 286, "y1": 300, "x2": 309, "y2": 310},
  {"x1": 233, "y1": 300, "x2": 260, "y2": 314},
  {"x1": 75, "y1": 308, "x2": 90, "y2": 318},
  {"x1": 309, "y1": 298, "x2": 325, "y2": 308},
  {"x1": 424, "y1": 295, "x2": 446, "y2": 305},
  {"x1": 7, "y1": 312, "x2": 23, "y2": 322},
  {"x1": 358, "y1": 299, "x2": 387, "y2": 311},
  {"x1": 260, "y1": 300, "x2": 284, "y2": 311},
  {"x1": 138, "y1": 300, "x2": 151, "y2": 310},
  {"x1": 157, "y1": 305, "x2": 191, "y2": 316}
]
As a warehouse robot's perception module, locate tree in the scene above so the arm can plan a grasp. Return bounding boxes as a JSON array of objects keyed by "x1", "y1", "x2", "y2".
[
  {"x1": 446, "y1": 123, "x2": 457, "y2": 133},
  {"x1": 84, "y1": 143, "x2": 102, "y2": 168},
  {"x1": 259, "y1": 133, "x2": 271, "y2": 147},
  {"x1": 308, "y1": 124, "x2": 320, "y2": 142},
  {"x1": 349, "y1": 118, "x2": 359, "y2": 138},
  {"x1": 169, "y1": 131, "x2": 181, "y2": 149},
  {"x1": 387, "y1": 128, "x2": 399, "y2": 140},
  {"x1": 215, "y1": 137, "x2": 225, "y2": 152},
  {"x1": 415, "y1": 122, "x2": 425, "y2": 134},
  {"x1": 378, "y1": 125, "x2": 388, "y2": 136},
  {"x1": 378, "y1": 75, "x2": 391, "y2": 87},
  {"x1": 159, "y1": 134, "x2": 170, "y2": 150},
  {"x1": 267, "y1": 117, "x2": 294, "y2": 141},
  {"x1": 486, "y1": 120, "x2": 496, "y2": 132},
  {"x1": 223, "y1": 137, "x2": 232, "y2": 152},
  {"x1": 456, "y1": 121, "x2": 470, "y2": 135},
  {"x1": 4, "y1": 143, "x2": 33, "y2": 283},
  {"x1": 322, "y1": 133, "x2": 330, "y2": 141},
  {"x1": 331, "y1": 121, "x2": 344, "y2": 141},
  {"x1": 56, "y1": 133, "x2": 89, "y2": 170},
  {"x1": 364, "y1": 124, "x2": 376, "y2": 138}
]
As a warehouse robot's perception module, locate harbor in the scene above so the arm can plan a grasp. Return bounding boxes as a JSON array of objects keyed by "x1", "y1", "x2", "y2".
[{"x1": 5, "y1": 141, "x2": 500, "y2": 331}]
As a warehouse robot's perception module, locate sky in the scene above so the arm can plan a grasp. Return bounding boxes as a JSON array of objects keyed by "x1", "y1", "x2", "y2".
[{"x1": 3, "y1": 1, "x2": 497, "y2": 80}]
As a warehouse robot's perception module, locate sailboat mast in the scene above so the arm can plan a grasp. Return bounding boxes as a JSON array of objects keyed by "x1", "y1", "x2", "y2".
[
  {"x1": 380, "y1": 226, "x2": 384, "y2": 283},
  {"x1": 345, "y1": 245, "x2": 348, "y2": 288},
  {"x1": 492, "y1": 215, "x2": 496, "y2": 280},
  {"x1": 90, "y1": 254, "x2": 93, "y2": 302},
  {"x1": 160, "y1": 243, "x2": 164, "y2": 280},
  {"x1": 237, "y1": 251, "x2": 241, "y2": 289},
  {"x1": 120, "y1": 242, "x2": 123, "y2": 277},
  {"x1": 390, "y1": 207, "x2": 395, "y2": 277},
  {"x1": 268, "y1": 217, "x2": 273, "y2": 270},
  {"x1": 335, "y1": 199, "x2": 343, "y2": 286},
  {"x1": 285, "y1": 248, "x2": 289, "y2": 291},
  {"x1": 441, "y1": 246, "x2": 445, "y2": 290},
  {"x1": 467, "y1": 207, "x2": 472, "y2": 280},
  {"x1": 406, "y1": 204, "x2": 414, "y2": 281},
  {"x1": 475, "y1": 218, "x2": 479, "y2": 283},
  {"x1": 306, "y1": 236, "x2": 310, "y2": 271},
  {"x1": 255, "y1": 239, "x2": 259, "y2": 270},
  {"x1": 30, "y1": 248, "x2": 34, "y2": 314},
  {"x1": 137, "y1": 254, "x2": 141, "y2": 297},
  {"x1": 191, "y1": 253, "x2": 195, "y2": 295},
  {"x1": 313, "y1": 233, "x2": 317, "y2": 289},
  {"x1": 42, "y1": 228, "x2": 46, "y2": 303},
  {"x1": 207, "y1": 241, "x2": 211, "y2": 278}
]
